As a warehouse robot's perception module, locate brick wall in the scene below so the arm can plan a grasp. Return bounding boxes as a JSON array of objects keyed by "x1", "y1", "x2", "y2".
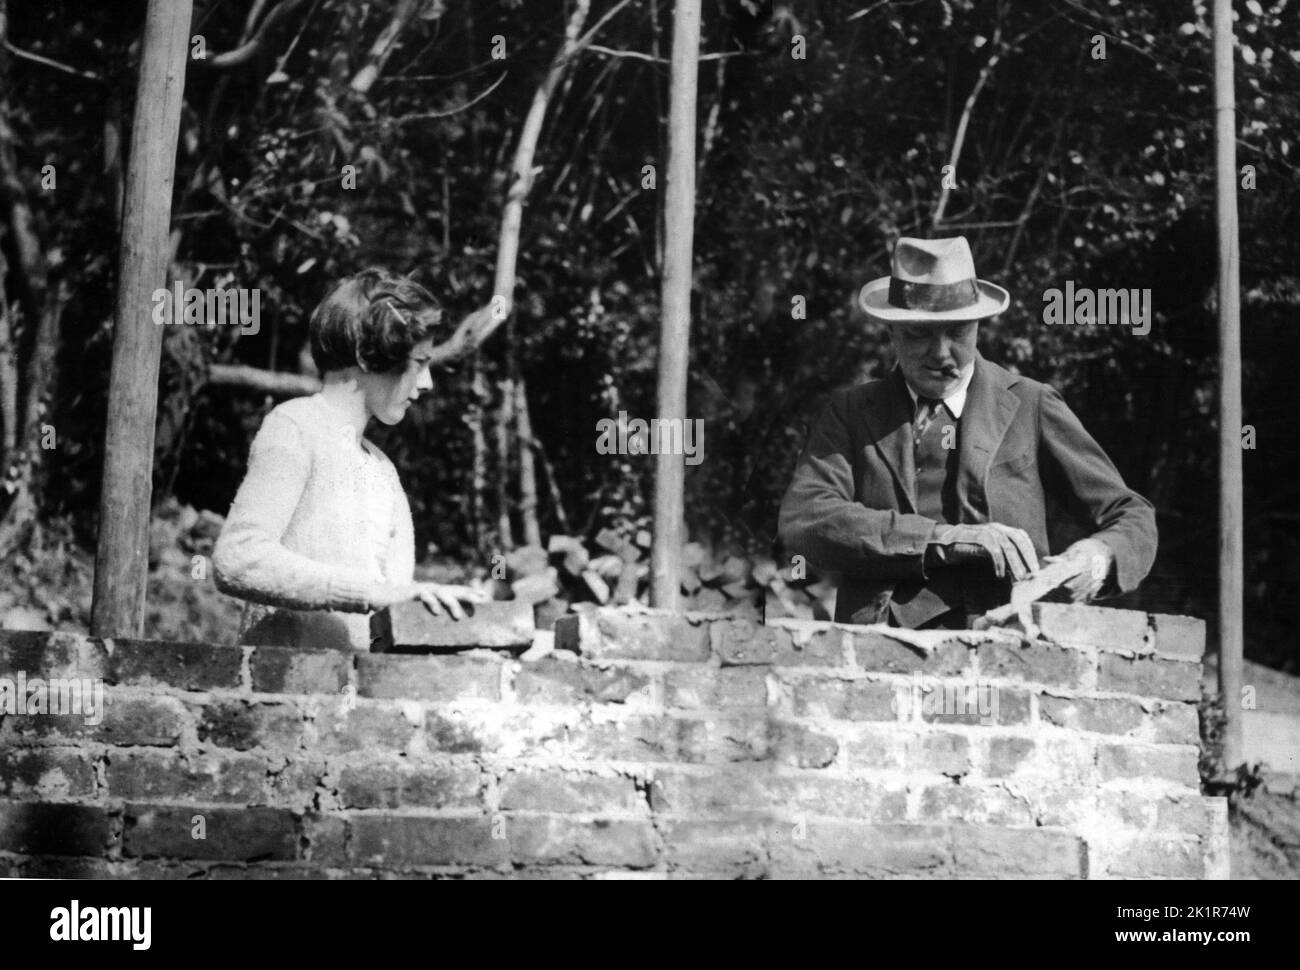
[{"x1": 0, "y1": 603, "x2": 1226, "y2": 878}]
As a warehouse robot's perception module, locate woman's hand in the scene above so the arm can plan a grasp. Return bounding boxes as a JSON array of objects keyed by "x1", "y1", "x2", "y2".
[
  {"x1": 413, "y1": 583, "x2": 488, "y2": 621},
  {"x1": 367, "y1": 582, "x2": 488, "y2": 620}
]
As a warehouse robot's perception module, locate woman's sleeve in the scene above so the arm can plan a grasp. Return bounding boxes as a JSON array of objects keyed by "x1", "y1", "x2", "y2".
[
  {"x1": 213, "y1": 410, "x2": 376, "y2": 613},
  {"x1": 385, "y1": 467, "x2": 416, "y2": 587}
]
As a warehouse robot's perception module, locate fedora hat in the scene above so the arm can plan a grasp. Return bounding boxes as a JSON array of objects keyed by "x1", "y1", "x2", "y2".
[{"x1": 859, "y1": 236, "x2": 1010, "y2": 322}]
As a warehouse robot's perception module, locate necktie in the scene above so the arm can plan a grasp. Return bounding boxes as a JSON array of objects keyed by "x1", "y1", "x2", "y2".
[{"x1": 913, "y1": 396, "x2": 943, "y2": 448}]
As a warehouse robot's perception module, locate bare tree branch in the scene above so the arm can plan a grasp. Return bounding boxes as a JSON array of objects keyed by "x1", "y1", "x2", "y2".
[
  {"x1": 584, "y1": 44, "x2": 746, "y2": 64},
  {"x1": 1, "y1": 40, "x2": 102, "y2": 81},
  {"x1": 203, "y1": 0, "x2": 311, "y2": 70},
  {"x1": 207, "y1": 363, "x2": 321, "y2": 396},
  {"x1": 350, "y1": 0, "x2": 430, "y2": 94}
]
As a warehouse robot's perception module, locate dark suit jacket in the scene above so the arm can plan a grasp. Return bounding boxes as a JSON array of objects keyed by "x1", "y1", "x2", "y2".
[{"x1": 777, "y1": 353, "x2": 1157, "y2": 627}]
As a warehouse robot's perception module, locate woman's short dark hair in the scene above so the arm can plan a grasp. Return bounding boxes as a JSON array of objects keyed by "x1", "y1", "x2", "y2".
[{"x1": 309, "y1": 268, "x2": 445, "y2": 375}]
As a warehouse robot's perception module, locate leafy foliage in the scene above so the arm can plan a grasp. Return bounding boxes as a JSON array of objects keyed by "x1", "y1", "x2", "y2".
[{"x1": 2, "y1": 0, "x2": 1297, "y2": 668}]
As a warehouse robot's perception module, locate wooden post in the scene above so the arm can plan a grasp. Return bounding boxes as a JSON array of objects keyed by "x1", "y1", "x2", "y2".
[
  {"x1": 1212, "y1": 0, "x2": 1244, "y2": 772},
  {"x1": 650, "y1": 0, "x2": 701, "y2": 609},
  {"x1": 90, "y1": 0, "x2": 193, "y2": 637}
]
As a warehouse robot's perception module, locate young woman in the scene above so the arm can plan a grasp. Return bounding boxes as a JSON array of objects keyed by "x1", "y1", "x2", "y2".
[{"x1": 213, "y1": 268, "x2": 484, "y2": 651}]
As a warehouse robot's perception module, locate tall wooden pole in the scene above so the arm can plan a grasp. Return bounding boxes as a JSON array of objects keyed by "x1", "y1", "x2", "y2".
[
  {"x1": 651, "y1": 0, "x2": 702, "y2": 609},
  {"x1": 91, "y1": 0, "x2": 192, "y2": 637},
  {"x1": 1212, "y1": 0, "x2": 1244, "y2": 771}
]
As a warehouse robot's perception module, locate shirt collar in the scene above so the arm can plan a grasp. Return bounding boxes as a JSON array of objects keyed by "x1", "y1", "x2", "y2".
[
  {"x1": 313, "y1": 392, "x2": 367, "y2": 448},
  {"x1": 902, "y1": 360, "x2": 975, "y2": 419}
]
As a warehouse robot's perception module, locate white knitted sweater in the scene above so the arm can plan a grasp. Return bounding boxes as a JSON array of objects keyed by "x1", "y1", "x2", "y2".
[{"x1": 213, "y1": 393, "x2": 415, "y2": 650}]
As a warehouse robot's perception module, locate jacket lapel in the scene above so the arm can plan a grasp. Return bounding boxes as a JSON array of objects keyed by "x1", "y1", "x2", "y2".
[
  {"x1": 861, "y1": 368, "x2": 918, "y2": 512},
  {"x1": 957, "y1": 353, "x2": 1020, "y2": 513}
]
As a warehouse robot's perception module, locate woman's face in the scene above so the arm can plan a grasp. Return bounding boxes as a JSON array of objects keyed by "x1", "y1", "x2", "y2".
[{"x1": 362, "y1": 338, "x2": 437, "y2": 425}]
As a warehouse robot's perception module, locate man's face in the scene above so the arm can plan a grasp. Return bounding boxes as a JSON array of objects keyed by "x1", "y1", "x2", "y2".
[{"x1": 889, "y1": 320, "x2": 979, "y2": 399}]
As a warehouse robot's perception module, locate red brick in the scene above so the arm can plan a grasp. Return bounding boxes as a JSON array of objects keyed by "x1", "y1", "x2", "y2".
[
  {"x1": 662, "y1": 666, "x2": 767, "y2": 708},
  {"x1": 568, "y1": 714, "x2": 769, "y2": 764},
  {"x1": 337, "y1": 763, "x2": 482, "y2": 810},
  {"x1": 790, "y1": 678, "x2": 897, "y2": 721},
  {"x1": 1104, "y1": 836, "x2": 1202, "y2": 878},
  {"x1": 649, "y1": 770, "x2": 906, "y2": 821},
  {"x1": 123, "y1": 804, "x2": 298, "y2": 861},
  {"x1": 207, "y1": 862, "x2": 349, "y2": 880},
  {"x1": 553, "y1": 611, "x2": 595, "y2": 653},
  {"x1": 357, "y1": 654, "x2": 501, "y2": 703},
  {"x1": 269, "y1": 759, "x2": 326, "y2": 809},
  {"x1": 772, "y1": 722, "x2": 838, "y2": 768},
  {"x1": 1147, "y1": 701, "x2": 1199, "y2": 744},
  {"x1": 917, "y1": 784, "x2": 1033, "y2": 825},
  {"x1": 982, "y1": 737, "x2": 1037, "y2": 778},
  {"x1": 664, "y1": 715, "x2": 769, "y2": 764},
  {"x1": 8, "y1": 856, "x2": 118, "y2": 879},
  {"x1": 712, "y1": 619, "x2": 844, "y2": 667},
  {"x1": 387, "y1": 598, "x2": 533, "y2": 650},
  {"x1": 10, "y1": 693, "x2": 186, "y2": 747},
  {"x1": 250, "y1": 647, "x2": 349, "y2": 695},
  {"x1": 105, "y1": 638, "x2": 243, "y2": 691},
  {"x1": 1033, "y1": 603, "x2": 1151, "y2": 652},
  {"x1": 660, "y1": 818, "x2": 766, "y2": 875},
  {"x1": 423, "y1": 711, "x2": 490, "y2": 754},
  {"x1": 1153, "y1": 794, "x2": 1215, "y2": 836},
  {"x1": 950, "y1": 826, "x2": 1086, "y2": 878},
  {"x1": 508, "y1": 816, "x2": 656, "y2": 868},
  {"x1": 1039, "y1": 694, "x2": 1145, "y2": 735},
  {"x1": 910, "y1": 732, "x2": 972, "y2": 777},
  {"x1": 1098, "y1": 654, "x2": 1200, "y2": 701},
  {"x1": 852, "y1": 631, "x2": 970, "y2": 676},
  {"x1": 348, "y1": 814, "x2": 507, "y2": 868},
  {"x1": 0, "y1": 631, "x2": 106, "y2": 680},
  {"x1": 301, "y1": 813, "x2": 347, "y2": 865},
  {"x1": 847, "y1": 728, "x2": 970, "y2": 777},
  {"x1": 515, "y1": 659, "x2": 650, "y2": 705},
  {"x1": 770, "y1": 821, "x2": 952, "y2": 876},
  {"x1": 843, "y1": 725, "x2": 909, "y2": 771},
  {"x1": 1097, "y1": 744, "x2": 1199, "y2": 787},
  {"x1": 196, "y1": 700, "x2": 304, "y2": 752},
  {"x1": 499, "y1": 770, "x2": 639, "y2": 815},
  {"x1": 312, "y1": 704, "x2": 415, "y2": 755},
  {"x1": 588, "y1": 611, "x2": 711, "y2": 662},
  {"x1": 1095, "y1": 788, "x2": 1154, "y2": 828},
  {"x1": 0, "y1": 802, "x2": 117, "y2": 857},
  {"x1": 1095, "y1": 789, "x2": 1212, "y2": 834},
  {"x1": 1151, "y1": 613, "x2": 1206, "y2": 661},
  {"x1": 918, "y1": 685, "x2": 1030, "y2": 726},
  {"x1": 979, "y1": 737, "x2": 1096, "y2": 785},
  {"x1": 105, "y1": 750, "x2": 267, "y2": 803},
  {"x1": 977, "y1": 642, "x2": 1087, "y2": 689},
  {"x1": 0, "y1": 748, "x2": 96, "y2": 799}
]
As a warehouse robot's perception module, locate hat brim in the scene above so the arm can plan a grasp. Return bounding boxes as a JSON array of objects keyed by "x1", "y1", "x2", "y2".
[{"x1": 858, "y1": 277, "x2": 1010, "y2": 322}]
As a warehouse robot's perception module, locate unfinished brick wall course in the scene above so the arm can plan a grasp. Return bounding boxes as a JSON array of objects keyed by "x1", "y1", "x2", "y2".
[{"x1": 0, "y1": 603, "x2": 1226, "y2": 879}]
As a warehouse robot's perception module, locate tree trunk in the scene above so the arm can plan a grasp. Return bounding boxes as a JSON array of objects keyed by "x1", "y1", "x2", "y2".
[
  {"x1": 495, "y1": 376, "x2": 515, "y2": 550},
  {"x1": 515, "y1": 375, "x2": 541, "y2": 547},
  {"x1": 650, "y1": 0, "x2": 702, "y2": 609},
  {"x1": 0, "y1": 0, "x2": 60, "y2": 554},
  {"x1": 0, "y1": 244, "x2": 16, "y2": 463},
  {"x1": 468, "y1": 365, "x2": 488, "y2": 556},
  {"x1": 90, "y1": 0, "x2": 193, "y2": 638},
  {"x1": 1212, "y1": 0, "x2": 1243, "y2": 773}
]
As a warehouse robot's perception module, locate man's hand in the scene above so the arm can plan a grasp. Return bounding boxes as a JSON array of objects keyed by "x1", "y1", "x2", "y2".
[
  {"x1": 1041, "y1": 538, "x2": 1114, "y2": 603},
  {"x1": 926, "y1": 523, "x2": 1040, "y2": 581},
  {"x1": 367, "y1": 582, "x2": 488, "y2": 620}
]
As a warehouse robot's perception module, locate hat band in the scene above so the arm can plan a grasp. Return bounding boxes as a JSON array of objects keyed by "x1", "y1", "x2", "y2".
[{"x1": 888, "y1": 276, "x2": 980, "y2": 312}]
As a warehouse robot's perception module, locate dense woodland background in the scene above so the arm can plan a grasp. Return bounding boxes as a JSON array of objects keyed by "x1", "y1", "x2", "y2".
[{"x1": 0, "y1": 0, "x2": 1296, "y2": 670}]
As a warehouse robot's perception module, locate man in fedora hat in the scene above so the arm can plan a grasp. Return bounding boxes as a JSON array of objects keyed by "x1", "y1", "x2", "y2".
[{"x1": 778, "y1": 236, "x2": 1157, "y2": 628}]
